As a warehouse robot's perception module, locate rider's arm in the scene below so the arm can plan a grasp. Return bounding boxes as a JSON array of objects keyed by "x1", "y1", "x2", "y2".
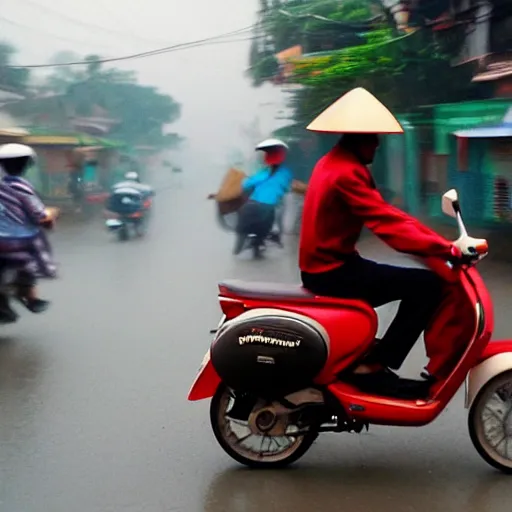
[
  {"x1": 281, "y1": 168, "x2": 293, "y2": 193},
  {"x1": 241, "y1": 171, "x2": 264, "y2": 192},
  {"x1": 336, "y1": 166, "x2": 453, "y2": 258},
  {"x1": 10, "y1": 184, "x2": 48, "y2": 224}
]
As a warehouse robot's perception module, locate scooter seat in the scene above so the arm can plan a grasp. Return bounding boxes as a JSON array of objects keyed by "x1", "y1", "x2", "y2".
[
  {"x1": 219, "y1": 279, "x2": 313, "y2": 300},
  {"x1": 219, "y1": 280, "x2": 373, "y2": 311}
]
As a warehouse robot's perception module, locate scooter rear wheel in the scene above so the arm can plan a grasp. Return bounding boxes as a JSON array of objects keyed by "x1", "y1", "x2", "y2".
[
  {"x1": 468, "y1": 370, "x2": 512, "y2": 474},
  {"x1": 118, "y1": 225, "x2": 129, "y2": 241},
  {"x1": 210, "y1": 384, "x2": 318, "y2": 468}
]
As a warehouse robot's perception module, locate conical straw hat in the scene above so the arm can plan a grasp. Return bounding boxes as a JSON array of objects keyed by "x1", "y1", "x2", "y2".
[{"x1": 307, "y1": 87, "x2": 404, "y2": 134}]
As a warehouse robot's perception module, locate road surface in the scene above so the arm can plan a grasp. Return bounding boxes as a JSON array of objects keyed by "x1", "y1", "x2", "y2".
[{"x1": 1, "y1": 184, "x2": 512, "y2": 512}]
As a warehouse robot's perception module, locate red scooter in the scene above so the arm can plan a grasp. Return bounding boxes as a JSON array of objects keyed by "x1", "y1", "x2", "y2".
[{"x1": 188, "y1": 190, "x2": 512, "y2": 472}]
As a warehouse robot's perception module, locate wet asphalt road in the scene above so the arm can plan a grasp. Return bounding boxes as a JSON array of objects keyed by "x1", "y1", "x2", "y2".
[{"x1": 1, "y1": 183, "x2": 512, "y2": 512}]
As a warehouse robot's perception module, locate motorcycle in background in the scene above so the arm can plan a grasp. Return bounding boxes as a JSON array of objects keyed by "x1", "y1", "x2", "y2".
[
  {"x1": 105, "y1": 185, "x2": 153, "y2": 241},
  {"x1": 0, "y1": 205, "x2": 57, "y2": 323},
  {"x1": 189, "y1": 189, "x2": 512, "y2": 473},
  {"x1": 214, "y1": 197, "x2": 283, "y2": 259}
]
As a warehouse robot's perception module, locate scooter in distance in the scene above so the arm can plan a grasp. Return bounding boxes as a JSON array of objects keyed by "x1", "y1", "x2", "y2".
[
  {"x1": 105, "y1": 186, "x2": 153, "y2": 241},
  {"x1": 188, "y1": 189, "x2": 512, "y2": 472}
]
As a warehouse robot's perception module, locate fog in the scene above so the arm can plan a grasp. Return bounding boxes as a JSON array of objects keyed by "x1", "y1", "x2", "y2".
[{"x1": 2, "y1": 0, "x2": 289, "y2": 179}]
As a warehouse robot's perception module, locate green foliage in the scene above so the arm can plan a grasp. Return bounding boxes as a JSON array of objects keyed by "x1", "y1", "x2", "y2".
[
  {"x1": 249, "y1": 0, "x2": 382, "y2": 75},
  {"x1": 248, "y1": 53, "x2": 279, "y2": 87},
  {"x1": 44, "y1": 55, "x2": 181, "y2": 148},
  {"x1": 42, "y1": 52, "x2": 136, "y2": 95},
  {"x1": 249, "y1": 1, "x2": 479, "y2": 126},
  {"x1": 288, "y1": 27, "x2": 477, "y2": 125},
  {"x1": 0, "y1": 42, "x2": 30, "y2": 92}
]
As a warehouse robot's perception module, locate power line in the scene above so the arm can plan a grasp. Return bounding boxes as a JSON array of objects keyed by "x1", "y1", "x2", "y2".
[
  {"x1": 277, "y1": 8, "x2": 385, "y2": 28},
  {"x1": 4, "y1": 27, "x2": 257, "y2": 69},
  {"x1": 0, "y1": 14, "x2": 116, "y2": 50},
  {"x1": 19, "y1": 0, "x2": 164, "y2": 46},
  {"x1": 7, "y1": 2, "x2": 506, "y2": 71}
]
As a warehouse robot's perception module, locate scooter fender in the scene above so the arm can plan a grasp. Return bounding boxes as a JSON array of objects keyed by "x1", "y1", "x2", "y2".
[
  {"x1": 465, "y1": 345, "x2": 512, "y2": 409},
  {"x1": 188, "y1": 350, "x2": 222, "y2": 401}
]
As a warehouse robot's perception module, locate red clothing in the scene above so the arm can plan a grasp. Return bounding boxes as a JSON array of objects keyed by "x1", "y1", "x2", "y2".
[{"x1": 299, "y1": 146, "x2": 453, "y2": 273}]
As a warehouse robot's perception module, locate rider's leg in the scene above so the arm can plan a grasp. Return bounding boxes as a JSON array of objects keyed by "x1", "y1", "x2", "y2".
[
  {"x1": 355, "y1": 260, "x2": 444, "y2": 371},
  {"x1": 0, "y1": 293, "x2": 17, "y2": 322},
  {"x1": 234, "y1": 204, "x2": 251, "y2": 255},
  {"x1": 302, "y1": 256, "x2": 444, "y2": 397},
  {"x1": 15, "y1": 270, "x2": 50, "y2": 313},
  {"x1": 253, "y1": 204, "x2": 275, "y2": 249},
  {"x1": 304, "y1": 256, "x2": 443, "y2": 369}
]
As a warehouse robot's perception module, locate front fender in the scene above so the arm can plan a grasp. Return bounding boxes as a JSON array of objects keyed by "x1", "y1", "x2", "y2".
[{"x1": 465, "y1": 347, "x2": 512, "y2": 409}]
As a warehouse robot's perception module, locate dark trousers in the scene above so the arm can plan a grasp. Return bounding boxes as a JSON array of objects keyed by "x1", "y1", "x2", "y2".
[
  {"x1": 273, "y1": 201, "x2": 284, "y2": 234},
  {"x1": 302, "y1": 255, "x2": 444, "y2": 370},
  {"x1": 236, "y1": 201, "x2": 275, "y2": 246}
]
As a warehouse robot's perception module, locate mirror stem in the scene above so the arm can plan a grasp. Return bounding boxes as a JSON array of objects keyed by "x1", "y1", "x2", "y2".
[{"x1": 456, "y1": 211, "x2": 467, "y2": 238}]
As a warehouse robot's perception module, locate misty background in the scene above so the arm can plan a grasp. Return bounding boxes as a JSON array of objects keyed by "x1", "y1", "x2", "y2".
[{"x1": 2, "y1": 0, "x2": 289, "y2": 184}]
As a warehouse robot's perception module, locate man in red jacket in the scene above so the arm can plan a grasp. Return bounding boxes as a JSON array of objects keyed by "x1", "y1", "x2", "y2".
[{"x1": 300, "y1": 88, "x2": 458, "y2": 399}]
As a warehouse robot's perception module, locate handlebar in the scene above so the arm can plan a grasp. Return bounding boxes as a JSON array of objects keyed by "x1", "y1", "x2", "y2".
[{"x1": 453, "y1": 235, "x2": 488, "y2": 258}]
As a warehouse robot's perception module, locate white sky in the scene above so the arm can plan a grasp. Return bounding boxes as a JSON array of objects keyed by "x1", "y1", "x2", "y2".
[{"x1": 2, "y1": 0, "x2": 290, "y2": 174}]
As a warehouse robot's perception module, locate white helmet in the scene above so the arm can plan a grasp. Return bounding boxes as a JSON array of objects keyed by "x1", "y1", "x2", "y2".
[
  {"x1": 255, "y1": 138, "x2": 289, "y2": 152},
  {"x1": 0, "y1": 143, "x2": 36, "y2": 176},
  {"x1": 124, "y1": 171, "x2": 140, "y2": 182},
  {"x1": 0, "y1": 143, "x2": 36, "y2": 160}
]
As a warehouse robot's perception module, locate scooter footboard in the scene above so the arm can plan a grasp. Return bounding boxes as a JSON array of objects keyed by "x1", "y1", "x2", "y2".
[{"x1": 465, "y1": 341, "x2": 512, "y2": 409}]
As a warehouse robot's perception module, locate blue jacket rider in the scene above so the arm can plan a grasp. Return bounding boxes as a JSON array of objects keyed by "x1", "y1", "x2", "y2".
[{"x1": 234, "y1": 139, "x2": 292, "y2": 255}]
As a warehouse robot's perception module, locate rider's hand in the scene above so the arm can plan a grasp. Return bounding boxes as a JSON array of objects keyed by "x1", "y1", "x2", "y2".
[
  {"x1": 449, "y1": 236, "x2": 488, "y2": 265},
  {"x1": 46, "y1": 207, "x2": 60, "y2": 219},
  {"x1": 41, "y1": 207, "x2": 59, "y2": 228}
]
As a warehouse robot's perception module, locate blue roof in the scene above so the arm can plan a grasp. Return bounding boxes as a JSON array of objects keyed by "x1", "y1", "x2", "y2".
[{"x1": 454, "y1": 107, "x2": 512, "y2": 138}]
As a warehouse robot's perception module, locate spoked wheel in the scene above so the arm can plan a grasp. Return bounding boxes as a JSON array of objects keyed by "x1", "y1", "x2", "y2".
[
  {"x1": 469, "y1": 370, "x2": 512, "y2": 473},
  {"x1": 210, "y1": 384, "x2": 318, "y2": 468}
]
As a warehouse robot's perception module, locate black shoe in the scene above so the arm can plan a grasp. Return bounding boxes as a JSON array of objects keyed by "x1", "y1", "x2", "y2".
[
  {"x1": 16, "y1": 296, "x2": 50, "y2": 314},
  {"x1": 344, "y1": 369, "x2": 431, "y2": 400},
  {"x1": 0, "y1": 295, "x2": 18, "y2": 323},
  {"x1": 268, "y1": 232, "x2": 283, "y2": 247},
  {"x1": 420, "y1": 368, "x2": 437, "y2": 383},
  {"x1": 0, "y1": 306, "x2": 18, "y2": 323},
  {"x1": 344, "y1": 368, "x2": 399, "y2": 391}
]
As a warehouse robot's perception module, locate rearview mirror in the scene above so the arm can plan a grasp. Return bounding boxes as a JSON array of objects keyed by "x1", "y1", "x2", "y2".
[{"x1": 441, "y1": 189, "x2": 460, "y2": 218}]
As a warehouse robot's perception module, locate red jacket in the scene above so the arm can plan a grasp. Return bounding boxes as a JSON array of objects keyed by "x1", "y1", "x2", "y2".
[{"x1": 299, "y1": 146, "x2": 453, "y2": 273}]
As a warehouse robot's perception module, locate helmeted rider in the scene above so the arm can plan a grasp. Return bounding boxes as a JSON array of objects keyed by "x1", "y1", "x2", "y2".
[
  {"x1": 299, "y1": 87, "x2": 476, "y2": 400},
  {"x1": 124, "y1": 171, "x2": 141, "y2": 183},
  {"x1": 233, "y1": 138, "x2": 293, "y2": 257},
  {"x1": 0, "y1": 143, "x2": 58, "y2": 316},
  {"x1": 112, "y1": 171, "x2": 154, "y2": 198}
]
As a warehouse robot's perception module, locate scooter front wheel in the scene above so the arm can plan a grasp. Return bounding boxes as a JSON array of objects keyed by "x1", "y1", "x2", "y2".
[
  {"x1": 468, "y1": 370, "x2": 512, "y2": 474},
  {"x1": 210, "y1": 384, "x2": 318, "y2": 468}
]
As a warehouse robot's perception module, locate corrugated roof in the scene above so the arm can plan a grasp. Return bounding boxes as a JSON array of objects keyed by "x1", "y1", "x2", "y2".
[{"x1": 454, "y1": 107, "x2": 512, "y2": 138}]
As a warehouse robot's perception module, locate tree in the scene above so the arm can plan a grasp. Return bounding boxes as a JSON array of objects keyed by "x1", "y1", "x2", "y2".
[
  {"x1": 248, "y1": 1, "x2": 480, "y2": 125},
  {"x1": 43, "y1": 54, "x2": 181, "y2": 148},
  {"x1": 248, "y1": 0, "x2": 384, "y2": 86},
  {"x1": 0, "y1": 42, "x2": 30, "y2": 92}
]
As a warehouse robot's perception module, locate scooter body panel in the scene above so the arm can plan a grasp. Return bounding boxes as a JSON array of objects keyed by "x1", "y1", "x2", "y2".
[{"x1": 465, "y1": 348, "x2": 512, "y2": 409}]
